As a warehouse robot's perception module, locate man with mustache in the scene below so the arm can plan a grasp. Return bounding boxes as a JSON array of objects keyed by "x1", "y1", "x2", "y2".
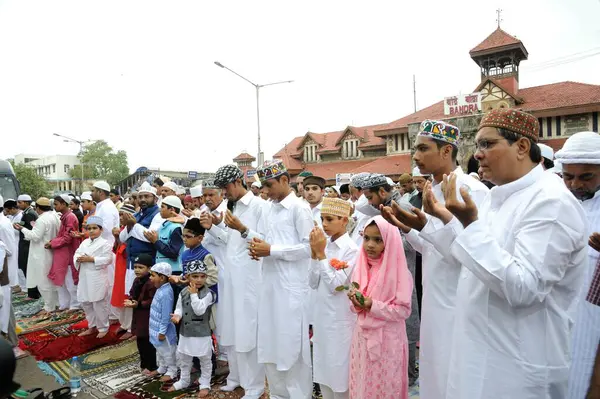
[
  {"x1": 554, "y1": 131, "x2": 600, "y2": 399},
  {"x1": 303, "y1": 176, "x2": 325, "y2": 227}
]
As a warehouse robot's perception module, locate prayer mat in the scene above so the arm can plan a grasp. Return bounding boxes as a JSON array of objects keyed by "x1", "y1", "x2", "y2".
[
  {"x1": 16, "y1": 309, "x2": 85, "y2": 335},
  {"x1": 37, "y1": 337, "x2": 139, "y2": 384},
  {"x1": 83, "y1": 363, "x2": 146, "y2": 395},
  {"x1": 22, "y1": 323, "x2": 127, "y2": 362},
  {"x1": 409, "y1": 380, "x2": 420, "y2": 398}
]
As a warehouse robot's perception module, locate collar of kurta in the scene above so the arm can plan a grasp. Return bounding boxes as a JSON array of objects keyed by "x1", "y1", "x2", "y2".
[
  {"x1": 432, "y1": 166, "x2": 464, "y2": 187},
  {"x1": 489, "y1": 164, "x2": 543, "y2": 208},
  {"x1": 330, "y1": 232, "x2": 352, "y2": 249},
  {"x1": 277, "y1": 191, "x2": 297, "y2": 209},
  {"x1": 239, "y1": 191, "x2": 254, "y2": 207}
]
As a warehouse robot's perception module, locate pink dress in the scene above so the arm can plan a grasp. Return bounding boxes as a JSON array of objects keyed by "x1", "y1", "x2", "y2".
[{"x1": 348, "y1": 216, "x2": 413, "y2": 399}]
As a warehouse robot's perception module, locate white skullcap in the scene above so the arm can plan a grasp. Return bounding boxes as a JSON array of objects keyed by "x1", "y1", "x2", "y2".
[
  {"x1": 17, "y1": 194, "x2": 32, "y2": 202},
  {"x1": 138, "y1": 182, "x2": 158, "y2": 197},
  {"x1": 385, "y1": 177, "x2": 395, "y2": 186},
  {"x1": 81, "y1": 192, "x2": 93, "y2": 201},
  {"x1": 162, "y1": 195, "x2": 183, "y2": 210},
  {"x1": 163, "y1": 181, "x2": 178, "y2": 192},
  {"x1": 537, "y1": 143, "x2": 554, "y2": 161},
  {"x1": 546, "y1": 163, "x2": 563, "y2": 175},
  {"x1": 251, "y1": 181, "x2": 262, "y2": 188},
  {"x1": 60, "y1": 194, "x2": 72, "y2": 204},
  {"x1": 190, "y1": 185, "x2": 203, "y2": 198},
  {"x1": 93, "y1": 181, "x2": 110, "y2": 192},
  {"x1": 555, "y1": 131, "x2": 600, "y2": 164},
  {"x1": 412, "y1": 167, "x2": 429, "y2": 177},
  {"x1": 151, "y1": 262, "x2": 172, "y2": 277},
  {"x1": 176, "y1": 186, "x2": 186, "y2": 196}
]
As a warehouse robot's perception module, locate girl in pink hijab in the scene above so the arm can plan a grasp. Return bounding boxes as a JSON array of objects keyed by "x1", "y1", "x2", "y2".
[{"x1": 348, "y1": 215, "x2": 413, "y2": 399}]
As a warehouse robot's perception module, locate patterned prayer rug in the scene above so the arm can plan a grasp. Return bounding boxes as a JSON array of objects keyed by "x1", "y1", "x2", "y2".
[
  {"x1": 12, "y1": 291, "x2": 44, "y2": 318},
  {"x1": 83, "y1": 362, "x2": 147, "y2": 395},
  {"x1": 16, "y1": 310, "x2": 85, "y2": 335}
]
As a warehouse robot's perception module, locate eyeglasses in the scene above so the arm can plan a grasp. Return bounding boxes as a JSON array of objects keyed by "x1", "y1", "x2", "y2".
[{"x1": 474, "y1": 138, "x2": 503, "y2": 151}]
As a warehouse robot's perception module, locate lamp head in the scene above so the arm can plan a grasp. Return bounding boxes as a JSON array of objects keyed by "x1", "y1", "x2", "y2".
[{"x1": 214, "y1": 61, "x2": 225, "y2": 68}]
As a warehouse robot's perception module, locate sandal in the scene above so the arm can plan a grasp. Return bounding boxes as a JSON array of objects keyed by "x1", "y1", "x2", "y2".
[
  {"x1": 45, "y1": 387, "x2": 70, "y2": 399},
  {"x1": 12, "y1": 388, "x2": 44, "y2": 399}
]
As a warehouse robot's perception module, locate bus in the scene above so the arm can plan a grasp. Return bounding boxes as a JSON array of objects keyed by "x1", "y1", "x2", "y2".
[{"x1": 0, "y1": 159, "x2": 21, "y2": 200}]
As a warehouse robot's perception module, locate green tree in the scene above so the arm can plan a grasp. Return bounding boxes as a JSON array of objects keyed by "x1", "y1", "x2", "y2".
[
  {"x1": 10, "y1": 162, "x2": 52, "y2": 199},
  {"x1": 70, "y1": 140, "x2": 129, "y2": 187}
]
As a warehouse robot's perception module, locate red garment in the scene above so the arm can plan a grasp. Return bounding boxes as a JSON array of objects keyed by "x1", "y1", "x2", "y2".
[
  {"x1": 129, "y1": 274, "x2": 156, "y2": 337},
  {"x1": 111, "y1": 241, "x2": 128, "y2": 308},
  {"x1": 48, "y1": 210, "x2": 80, "y2": 286}
]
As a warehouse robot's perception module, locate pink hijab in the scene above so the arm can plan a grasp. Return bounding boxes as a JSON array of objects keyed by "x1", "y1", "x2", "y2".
[{"x1": 352, "y1": 215, "x2": 413, "y2": 360}]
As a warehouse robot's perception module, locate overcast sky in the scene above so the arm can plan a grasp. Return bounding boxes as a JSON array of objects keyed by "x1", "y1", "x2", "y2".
[{"x1": 0, "y1": 0, "x2": 599, "y2": 173}]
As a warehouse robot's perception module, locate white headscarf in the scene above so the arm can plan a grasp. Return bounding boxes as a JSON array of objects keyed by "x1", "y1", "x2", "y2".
[{"x1": 555, "y1": 131, "x2": 600, "y2": 164}]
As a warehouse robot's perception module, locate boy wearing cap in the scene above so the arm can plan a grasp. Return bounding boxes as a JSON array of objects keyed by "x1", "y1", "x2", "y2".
[
  {"x1": 169, "y1": 259, "x2": 216, "y2": 395},
  {"x1": 144, "y1": 196, "x2": 185, "y2": 274},
  {"x1": 15, "y1": 198, "x2": 60, "y2": 313},
  {"x1": 149, "y1": 262, "x2": 178, "y2": 382},
  {"x1": 16, "y1": 194, "x2": 38, "y2": 294},
  {"x1": 47, "y1": 195, "x2": 81, "y2": 310},
  {"x1": 124, "y1": 253, "x2": 157, "y2": 377},
  {"x1": 309, "y1": 197, "x2": 358, "y2": 399},
  {"x1": 73, "y1": 216, "x2": 114, "y2": 338}
]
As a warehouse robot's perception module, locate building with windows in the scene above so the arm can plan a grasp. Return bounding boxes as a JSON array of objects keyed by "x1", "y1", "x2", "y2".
[
  {"x1": 13, "y1": 153, "x2": 86, "y2": 193},
  {"x1": 270, "y1": 27, "x2": 600, "y2": 184}
]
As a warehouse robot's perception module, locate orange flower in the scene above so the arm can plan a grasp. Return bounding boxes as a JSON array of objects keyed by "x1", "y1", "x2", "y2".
[{"x1": 330, "y1": 258, "x2": 349, "y2": 270}]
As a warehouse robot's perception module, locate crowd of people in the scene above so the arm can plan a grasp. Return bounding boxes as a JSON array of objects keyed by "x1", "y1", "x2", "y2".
[{"x1": 1, "y1": 107, "x2": 600, "y2": 399}]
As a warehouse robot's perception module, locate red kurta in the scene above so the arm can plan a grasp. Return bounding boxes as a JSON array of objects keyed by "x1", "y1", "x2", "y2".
[
  {"x1": 110, "y1": 241, "x2": 128, "y2": 308},
  {"x1": 48, "y1": 210, "x2": 80, "y2": 286}
]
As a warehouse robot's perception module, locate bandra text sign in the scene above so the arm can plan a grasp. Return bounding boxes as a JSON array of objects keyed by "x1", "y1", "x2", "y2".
[{"x1": 444, "y1": 92, "x2": 482, "y2": 116}]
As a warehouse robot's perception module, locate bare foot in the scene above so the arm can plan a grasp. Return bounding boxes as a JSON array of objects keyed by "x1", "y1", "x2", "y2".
[
  {"x1": 198, "y1": 388, "x2": 210, "y2": 398},
  {"x1": 159, "y1": 375, "x2": 172, "y2": 382},
  {"x1": 96, "y1": 331, "x2": 108, "y2": 339},
  {"x1": 78, "y1": 328, "x2": 98, "y2": 337},
  {"x1": 119, "y1": 332, "x2": 133, "y2": 340},
  {"x1": 146, "y1": 370, "x2": 159, "y2": 378}
]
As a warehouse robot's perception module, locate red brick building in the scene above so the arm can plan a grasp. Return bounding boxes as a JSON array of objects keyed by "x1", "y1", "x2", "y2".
[{"x1": 261, "y1": 27, "x2": 600, "y2": 184}]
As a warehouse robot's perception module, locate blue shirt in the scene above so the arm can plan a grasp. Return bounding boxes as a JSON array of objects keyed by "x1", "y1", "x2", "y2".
[{"x1": 149, "y1": 283, "x2": 177, "y2": 346}]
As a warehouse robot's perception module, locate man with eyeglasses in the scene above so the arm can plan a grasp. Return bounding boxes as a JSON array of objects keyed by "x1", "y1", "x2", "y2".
[
  {"x1": 380, "y1": 119, "x2": 488, "y2": 399},
  {"x1": 430, "y1": 109, "x2": 586, "y2": 398}
]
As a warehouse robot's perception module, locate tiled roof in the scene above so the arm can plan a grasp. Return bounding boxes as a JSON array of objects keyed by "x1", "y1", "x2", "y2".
[
  {"x1": 469, "y1": 28, "x2": 523, "y2": 54},
  {"x1": 299, "y1": 159, "x2": 374, "y2": 181},
  {"x1": 233, "y1": 152, "x2": 256, "y2": 161},
  {"x1": 540, "y1": 138, "x2": 567, "y2": 152},
  {"x1": 349, "y1": 154, "x2": 412, "y2": 176},
  {"x1": 373, "y1": 101, "x2": 445, "y2": 135}
]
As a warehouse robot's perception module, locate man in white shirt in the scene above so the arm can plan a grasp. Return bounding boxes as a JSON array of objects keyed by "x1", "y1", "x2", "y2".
[
  {"x1": 248, "y1": 161, "x2": 314, "y2": 399},
  {"x1": 303, "y1": 176, "x2": 325, "y2": 227},
  {"x1": 438, "y1": 109, "x2": 586, "y2": 398}
]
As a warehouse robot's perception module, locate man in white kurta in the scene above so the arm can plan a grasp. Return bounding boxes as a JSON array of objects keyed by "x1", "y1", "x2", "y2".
[
  {"x1": 552, "y1": 131, "x2": 600, "y2": 399},
  {"x1": 204, "y1": 164, "x2": 267, "y2": 398},
  {"x1": 17, "y1": 198, "x2": 60, "y2": 312},
  {"x1": 249, "y1": 161, "x2": 314, "y2": 399},
  {"x1": 0, "y1": 197, "x2": 19, "y2": 290},
  {"x1": 438, "y1": 109, "x2": 587, "y2": 399}
]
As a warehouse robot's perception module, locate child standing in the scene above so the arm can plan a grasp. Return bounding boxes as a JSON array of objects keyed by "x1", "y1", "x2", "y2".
[
  {"x1": 124, "y1": 253, "x2": 157, "y2": 377},
  {"x1": 73, "y1": 216, "x2": 114, "y2": 339},
  {"x1": 309, "y1": 198, "x2": 358, "y2": 399},
  {"x1": 169, "y1": 260, "x2": 216, "y2": 396},
  {"x1": 347, "y1": 216, "x2": 413, "y2": 399},
  {"x1": 149, "y1": 262, "x2": 178, "y2": 382},
  {"x1": 173, "y1": 218, "x2": 218, "y2": 288}
]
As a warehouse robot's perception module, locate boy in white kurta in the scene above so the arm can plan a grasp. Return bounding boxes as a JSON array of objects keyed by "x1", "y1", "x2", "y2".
[
  {"x1": 73, "y1": 216, "x2": 114, "y2": 339},
  {"x1": 309, "y1": 198, "x2": 358, "y2": 399},
  {"x1": 169, "y1": 260, "x2": 215, "y2": 397}
]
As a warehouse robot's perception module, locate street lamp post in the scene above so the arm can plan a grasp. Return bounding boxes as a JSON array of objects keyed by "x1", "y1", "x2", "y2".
[
  {"x1": 214, "y1": 61, "x2": 293, "y2": 166},
  {"x1": 53, "y1": 133, "x2": 90, "y2": 194}
]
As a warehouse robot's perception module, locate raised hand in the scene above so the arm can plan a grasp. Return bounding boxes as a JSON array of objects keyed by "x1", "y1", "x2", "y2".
[
  {"x1": 442, "y1": 173, "x2": 478, "y2": 228},
  {"x1": 422, "y1": 181, "x2": 453, "y2": 224},
  {"x1": 390, "y1": 200, "x2": 427, "y2": 232},
  {"x1": 199, "y1": 212, "x2": 213, "y2": 230},
  {"x1": 380, "y1": 205, "x2": 410, "y2": 233},
  {"x1": 248, "y1": 237, "x2": 270, "y2": 259},
  {"x1": 224, "y1": 210, "x2": 245, "y2": 232},
  {"x1": 309, "y1": 226, "x2": 327, "y2": 260}
]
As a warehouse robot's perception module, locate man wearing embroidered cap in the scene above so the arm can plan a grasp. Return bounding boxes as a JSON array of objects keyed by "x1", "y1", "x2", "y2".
[
  {"x1": 429, "y1": 108, "x2": 586, "y2": 398},
  {"x1": 552, "y1": 131, "x2": 600, "y2": 398},
  {"x1": 249, "y1": 160, "x2": 314, "y2": 398}
]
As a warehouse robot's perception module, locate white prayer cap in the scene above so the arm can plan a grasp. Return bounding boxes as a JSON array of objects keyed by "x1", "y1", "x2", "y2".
[
  {"x1": 93, "y1": 181, "x2": 111, "y2": 192},
  {"x1": 537, "y1": 143, "x2": 554, "y2": 161},
  {"x1": 81, "y1": 191, "x2": 93, "y2": 201},
  {"x1": 331, "y1": 186, "x2": 341, "y2": 195},
  {"x1": 385, "y1": 177, "x2": 395, "y2": 186},
  {"x1": 163, "y1": 181, "x2": 178, "y2": 192},
  {"x1": 190, "y1": 185, "x2": 203, "y2": 198},
  {"x1": 17, "y1": 194, "x2": 32, "y2": 202},
  {"x1": 547, "y1": 163, "x2": 563, "y2": 175},
  {"x1": 555, "y1": 131, "x2": 600, "y2": 164},
  {"x1": 162, "y1": 195, "x2": 183, "y2": 210},
  {"x1": 138, "y1": 182, "x2": 158, "y2": 197},
  {"x1": 59, "y1": 194, "x2": 72, "y2": 204},
  {"x1": 151, "y1": 262, "x2": 172, "y2": 277},
  {"x1": 412, "y1": 167, "x2": 429, "y2": 177},
  {"x1": 176, "y1": 186, "x2": 186, "y2": 196},
  {"x1": 251, "y1": 181, "x2": 262, "y2": 188}
]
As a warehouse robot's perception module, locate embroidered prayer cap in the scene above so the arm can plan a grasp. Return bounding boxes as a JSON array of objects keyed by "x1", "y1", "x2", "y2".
[
  {"x1": 298, "y1": 171, "x2": 313, "y2": 177},
  {"x1": 257, "y1": 160, "x2": 288, "y2": 183},
  {"x1": 151, "y1": 262, "x2": 172, "y2": 277},
  {"x1": 537, "y1": 143, "x2": 554, "y2": 161},
  {"x1": 350, "y1": 172, "x2": 370, "y2": 189},
  {"x1": 93, "y1": 181, "x2": 111, "y2": 192},
  {"x1": 321, "y1": 197, "x2": 352, "y2": 218},
  {"x1": 203, "y1": 180, "x2": 219, "y2": 190},
  {"x1": 133, "y1": 253, "x2": 153, "y2": 267},
  {"x1": 303, "y1": 176, "x2": 326, "y2": 189},
  {"x1": 36, "y1": 197, "x2": 51, "y2": 207},
  {"x1": 186, "y1": 259, "x2": 208, "y2": 275},
  {"x1": 17, "y1": 194, "x2": 32, "y2": 202},
  {"x1": 120, "y1": 203, "x2": 136, "y2": 215},
  {"x1": 418, "y1": 119, "x2": 461, "y2": 147},
  {"x1": 190, "y1": 185, "x2": 203, "y2": 198},
  {"x1": 138, "y1": 182, "x2": 158, "y2": 197},
  {"x1": 86, "y1": 215, "x2": 103, "y2": 227},
  {"x1": 398, "y1": 173, "x2": 412, "y2": 184},
  {"x1": 361, "y1": 173, "x2": 388, "y2": 190},
  {"x1": 214, "y1": 164, "x2": 244, "y2": 188},
  {"x1": 478, "y1": 108, "x2": 540, "y2": 143},
  {"x1": 162, "y1": 195, "x2": 183, "y2": 210},
  {"x1": 555, "y1": 131, "x2": 600, "y2": 165},
  {"x1": 412, "y1": 167, "x2": 429, "y2": 177},
  {"x1": 81, "y1": 191, "x2": 93, "y2": 201},
  {"x1": 163, "y1": 181, "x2": 178, "y2": 192},
  {"x1": 184, "y1": 217, "x2": 205, "y2": 235}
]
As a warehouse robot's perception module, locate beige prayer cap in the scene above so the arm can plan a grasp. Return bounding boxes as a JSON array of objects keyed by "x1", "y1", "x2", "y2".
[
  {"x1": 36, "y1": 197, "x2": 51, "y2": 207},
  {"x1": 399, "y1": 173, "x2": 412, "y2": 184},
  {"x1": 321, "y1": 197, "x2": 352, "y2": 218}
]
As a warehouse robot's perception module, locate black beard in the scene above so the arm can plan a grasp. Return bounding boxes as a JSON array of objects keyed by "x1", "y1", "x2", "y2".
[{"x1": 571, "y1": 190, "x2": 595, "y2": 201}]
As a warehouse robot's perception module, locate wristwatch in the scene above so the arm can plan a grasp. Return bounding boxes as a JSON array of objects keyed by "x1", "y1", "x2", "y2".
[{"x1": 241, "y1": 228, "x2": 249, "y2": 239}]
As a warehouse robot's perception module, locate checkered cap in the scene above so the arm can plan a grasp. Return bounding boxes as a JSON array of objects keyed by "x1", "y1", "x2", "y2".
[{"x1": 214, "y1": 164, "x2": 244, "y2": 188}]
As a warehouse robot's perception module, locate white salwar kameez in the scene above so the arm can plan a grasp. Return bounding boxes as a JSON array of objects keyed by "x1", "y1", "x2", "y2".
[
  {"x1": 0, "y1": 243, "x2": 10, "y2": 333},
  {"x1": 95, "y1": 198, "x2": 121, "y2": 320},
  {"x1": 253, "y1": 191, "x2": 314, "y2": 399},
  {"x1": 309, "y1": 233, "x2": 358, "y2": 398},
  {"x1": 308, "y1": 202, "x2": 322, "y2": 327},
  {"x1": 0, "y1": 213, "x2": 19, "y2": 288},
  {"x1": 11, "y1": 211, "x2": 27, "y2": 288},
  {"x1": 434, "y1": 166, "x2": 586, "y2": 399},
  {"x1": 74, "y1": 236, "x2": 114, "y2": 332},
  {"x1": 568, "y1": 190, "x2": 600, "y2": 399},
  {"x1": 207, "y1": 191, "x2": 267, "y2": 397},
  {"x1": 404, "y1": 168, "x2": 488, "y2": 399},
  {"x1": 21, "y1": 211, "x2": 60, "y2": 311}
]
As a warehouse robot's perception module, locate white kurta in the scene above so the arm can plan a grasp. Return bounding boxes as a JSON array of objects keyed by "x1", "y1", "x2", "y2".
[
  {"x1": 208, "y1": 191, "x2": 267, "y2": 352},
  {"x1": 21, "y1": 211, "x2": 60, "y2": 289},
  {"x1": 568, "y1": 190, "x2": 600, "y2": 399},
  {"x1": 74, "y1": 236, "x2": 114, "y2": 303},
  {"x1": 95, "y1": 198, "x2": 120, "y2": 246},
  {"x1": 0, "y1": 213, "x2": 19, "y2": 287},
  {"x1": 308, "y1": 201, "x2": 323, "y2": 326},
  {"x1": 174, "y1": 290, "x2": 215, "y2": 357},
  {"x1": 404, "y1": 167, "x2": 488, "y2": 399},
  {"x1": 253, "y1": 191, "x2": 314, "y2": 371},
  {"x1": 309, "y1": 233, "x2": 358, "y2": 392},
  {"x1": 437, "y1": 165, "x2": 586, "y2": 399},
  {"x1": 0, "y1": 242, "x2": 10, "y2": 332}
]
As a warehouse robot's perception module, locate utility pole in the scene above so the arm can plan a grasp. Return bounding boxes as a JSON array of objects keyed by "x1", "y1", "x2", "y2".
[{"x1": 496, "y1": 8, "x2": 503, "y2": 28}]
